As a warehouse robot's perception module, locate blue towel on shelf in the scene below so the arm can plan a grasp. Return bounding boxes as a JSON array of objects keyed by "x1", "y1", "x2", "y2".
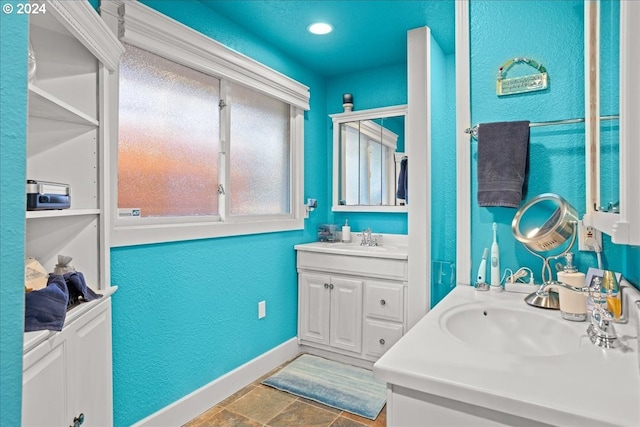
[
  {"x1": 397, "y1": 157, "x2": 408, "y2": 204},
  {"x1": 25, "y1": 274, "x2": 69, "y2": 332},
  {"x1": 477, "y1": 121, "x2": 530, "y2": 208},
  {"x1": 64, "y1": 271, "x2": 102, "y2": 308}
]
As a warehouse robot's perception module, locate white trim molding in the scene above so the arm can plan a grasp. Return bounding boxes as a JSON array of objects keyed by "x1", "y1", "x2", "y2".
[
  {"x1": 407, "y1": 27, "x2": 431, "y2": 327},
  {"x1": 46, "y1": 0, "x2": 124, "y2": 72},
  {"x1": 132, "y1": 339, "x2": 300, "y2": 427},
  {"x1": 455, "y1": 0, "x2": 471, "y2": 284},
  {"x1": 100, "y1": 0, "x2": 309, "y2": 110}
]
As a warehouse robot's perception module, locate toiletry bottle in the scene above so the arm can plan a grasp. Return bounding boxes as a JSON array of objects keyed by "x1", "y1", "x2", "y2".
[
  {"x1": 342, "y1": 219, "x2": 351, "y2": 243},
  {"x1": 556, "y1": 253, "x2": 587, "y2": 321}
]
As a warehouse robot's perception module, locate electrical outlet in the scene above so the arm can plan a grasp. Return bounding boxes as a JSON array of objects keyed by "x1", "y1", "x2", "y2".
[
  {"x1": 258, "y1": 301, "x2": 266, "y2": 319},
  {"x1": 578, "y1": 220, "x2": 602, "y2": 251}
]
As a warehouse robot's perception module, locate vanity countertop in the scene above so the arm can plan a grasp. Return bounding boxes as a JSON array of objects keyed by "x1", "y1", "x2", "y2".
[
  {"x1": 295, "y1": 240, "x2": 408, "y2": 260},
  {"x1": 374, "y1": 285, "x2": 640, "y2": 426}
]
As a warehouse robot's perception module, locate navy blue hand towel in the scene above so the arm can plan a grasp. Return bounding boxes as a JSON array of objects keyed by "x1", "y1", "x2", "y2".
[
  {"x1": 477, "y1": 121, "x2": 530, "y2": 208},
  {"x1": 25, "y1": 274, "x2": 69, "y2": 332},
  {"x1": 396, "y1": 157, "x2": 408, "y2": 203},
  {"x1": 64, "y1": 271, "x2": 102, "y2": 307}
]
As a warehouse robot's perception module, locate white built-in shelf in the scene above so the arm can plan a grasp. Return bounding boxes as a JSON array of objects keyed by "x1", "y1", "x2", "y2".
[
  {"x1": 26, "y1": 209, "x2": 100, "y2": 219},
  {"x1": 28, "y1": 84, "x2": 99, "y2": 126}
]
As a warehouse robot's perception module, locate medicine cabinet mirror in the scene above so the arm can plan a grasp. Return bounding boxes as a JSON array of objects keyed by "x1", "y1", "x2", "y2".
[
  {"x1": 331, "y1": 105, "x2": 408, "y2": 213},
  {"x1": 584, "y1": 0, "x2": 640, "y2": 245}
]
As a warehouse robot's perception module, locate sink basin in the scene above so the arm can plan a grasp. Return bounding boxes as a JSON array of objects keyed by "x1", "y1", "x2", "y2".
[{"x1": 439, "y1": 303, "x2": 582, "y2": 357}]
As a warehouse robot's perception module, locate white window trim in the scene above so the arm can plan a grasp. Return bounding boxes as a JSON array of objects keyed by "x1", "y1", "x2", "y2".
[{"x1": 100, "y1": 0, "x2": 308, "y2": 247}]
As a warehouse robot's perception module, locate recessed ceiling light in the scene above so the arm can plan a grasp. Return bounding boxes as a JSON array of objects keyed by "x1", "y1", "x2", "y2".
[{"x1": 308, "y1": 22, "x2": 333, "y2": 35}]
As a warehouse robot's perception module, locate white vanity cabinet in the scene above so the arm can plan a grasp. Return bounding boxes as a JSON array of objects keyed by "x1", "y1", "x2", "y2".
[
  {"x1": 22, "y1": 2, "x2": 123, "y2": 425},
  {"x1": 22, "y1": 295, "x2": 115, "y2": 427},
  {"x1": 295, "y1": 242, "x2": 408, "y2": 365}
]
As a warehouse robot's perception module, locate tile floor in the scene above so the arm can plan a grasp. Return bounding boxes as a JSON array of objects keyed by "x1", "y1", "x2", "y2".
[{"x1": 184, "y1": 356, "x2": 386, "y2": 427}]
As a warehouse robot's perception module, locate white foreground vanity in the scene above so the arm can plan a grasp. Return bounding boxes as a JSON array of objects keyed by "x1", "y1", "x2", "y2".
[
  {"x1": 374, "y1": 285, "x2": 640, "y2": 426},
  {"x1": 295, "y1": 237, "x2": 408, "y2": 366}
]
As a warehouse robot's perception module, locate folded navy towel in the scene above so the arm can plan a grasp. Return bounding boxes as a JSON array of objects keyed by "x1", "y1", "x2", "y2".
[
  {"x1": 25, "y1": 274, "x2": 69, "y2": 332},
  {"x1": 396, "y1": 157, "x2": 408, "y2": 203},
  {"x1": 477, "y1": 121, "x2": 530, "y2": 208},
  {"x1": 64, "y1": 271, "x2": 102, "y2": 308}
]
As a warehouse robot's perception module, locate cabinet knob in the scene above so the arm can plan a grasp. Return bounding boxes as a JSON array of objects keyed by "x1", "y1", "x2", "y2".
[
  {"x1": 324, "y1": 283, "x2": 329, "y2": 289},
  {"x1": 70, "y1": 413, "x2": 84, "y2": 427},
  {"x1": 380, "y1": 299, "x2": 386, "y2": 306},
  {"x1": 329, "y1": 283, "x2": 334, "y2": 290},
  {"x1": 379, "y1": 338, "x2": 386, "y2": 345}
]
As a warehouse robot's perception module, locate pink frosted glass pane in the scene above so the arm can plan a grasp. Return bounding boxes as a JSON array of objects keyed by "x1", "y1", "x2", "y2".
[
  {"x1": 229, "y1": 83, "x2": 290, "y2": 216},
  {"x1": 118, "y1": 44, "x2": 220, "y2": 217}
]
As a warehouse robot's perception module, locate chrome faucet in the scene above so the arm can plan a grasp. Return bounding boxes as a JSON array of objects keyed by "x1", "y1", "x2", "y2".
[
  {"x1": 359, "y1": 227, "x2": 380, "y2": 246},
  {"x1": 587, "y1": 306, "x2": 618, "y2": 348},
  {"x1": 540, "y1": 280, "x2": 634, "y2": 349},
  {"x1": 360, "y1": 228, "x2": 372, "y2": 246}
]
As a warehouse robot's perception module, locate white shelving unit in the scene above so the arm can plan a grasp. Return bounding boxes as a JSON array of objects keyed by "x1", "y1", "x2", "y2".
[
  {"x1": 22, "y1": 2, "x2": 123, "y2": 426},
  {"x1": 25, "y1": 0, "x2": 123, "y2": 290}
]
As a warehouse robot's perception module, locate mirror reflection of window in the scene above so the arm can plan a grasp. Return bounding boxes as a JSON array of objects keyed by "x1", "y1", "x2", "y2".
[{"x1": 340, "y1": 119, "x2": 398, "y2": 206}]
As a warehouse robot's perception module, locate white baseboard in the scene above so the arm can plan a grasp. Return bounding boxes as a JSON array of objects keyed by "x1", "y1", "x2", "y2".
[{"x1": 133, "y1": 338, "x2": 300, "y2": 427}]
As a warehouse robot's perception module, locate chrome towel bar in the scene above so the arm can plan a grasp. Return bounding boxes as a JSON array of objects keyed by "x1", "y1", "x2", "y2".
[{"x1": 465, "y1": 115, "x2": 619, "y2": 140}]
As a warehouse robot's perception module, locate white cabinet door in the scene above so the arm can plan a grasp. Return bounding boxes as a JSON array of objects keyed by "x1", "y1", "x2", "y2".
[
  {"x1": 299, "y1": 273, "x2": 331, "y2": 346},
  {"x1": 330, "y1": 277, "x2": 363, "y2": 353},
  {"x1": 22, "y1": 299, "x2": 113, "y2": 427},
  {"x1": 22, "y1": 339, "x2": 68, "y2": 427},
  {"x1": 67, "y1": 299, "x2": 113, "y2": 427}
]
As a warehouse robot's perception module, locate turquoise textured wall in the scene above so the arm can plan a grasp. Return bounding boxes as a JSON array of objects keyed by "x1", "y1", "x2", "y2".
[
  {"x1": 0, "y1": 6, "x2": 28, "y2": 426},
  {"x1": 469, "y1": 0, "x2": 631, "y2": 286},
  {"x1": 430, "y1": 33, "x2": 457, "y2": 306}
]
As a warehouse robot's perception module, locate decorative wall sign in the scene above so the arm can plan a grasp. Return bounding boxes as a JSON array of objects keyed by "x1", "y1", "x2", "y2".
[{"x1": 496, "y1": 57, "x2": 548, "y2": 96}]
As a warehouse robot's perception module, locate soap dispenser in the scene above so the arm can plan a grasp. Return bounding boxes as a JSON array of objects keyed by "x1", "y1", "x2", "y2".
[
  {"x1": 342, "y1": 219, "x2": 351, "y2": 243},
  {"x1": 556, "y1": 253, "x2": 587, "y2": 321}
]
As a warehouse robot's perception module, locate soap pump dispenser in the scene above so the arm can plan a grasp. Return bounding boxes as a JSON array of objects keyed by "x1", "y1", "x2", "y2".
[
  {"x1": 342, "y1": 219, "x2": 351, "y2": 243},
  {"x1": 556, "y1": 253, "x2": 587, "y2": 321}
]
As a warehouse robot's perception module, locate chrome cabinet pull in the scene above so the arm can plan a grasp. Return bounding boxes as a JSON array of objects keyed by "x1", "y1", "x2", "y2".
[
  {"x1": 324, "y1": 283, "x2": 329, "y2": 289},
  {"x1": 379, "y1": 339, "x2": 385, "y2": 345},
  {"x1": 380, "y1": 299, "x2": 386, "y2": 306},
  {"x1": 329, "y1": 283, "x2": 334, "y2": 290}
]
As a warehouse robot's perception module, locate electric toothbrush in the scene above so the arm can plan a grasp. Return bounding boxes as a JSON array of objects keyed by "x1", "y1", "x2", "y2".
[
  {"x1": 490, "y1": 222, "x2": 501, "y2": 290},
  {"x1": 477, "y1": 248, "x2": 489, "y2": 284}
]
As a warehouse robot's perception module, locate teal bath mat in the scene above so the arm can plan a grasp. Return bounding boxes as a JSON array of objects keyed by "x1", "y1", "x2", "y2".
[{"x1": 262, "y1": 354, "x2": 386, "y2": 420}]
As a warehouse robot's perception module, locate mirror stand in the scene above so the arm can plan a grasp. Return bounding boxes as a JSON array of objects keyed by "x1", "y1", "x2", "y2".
[
  {"x1": 521, "y1": 229, "x2": 577, "y2": 309},
  {"x1": 512, "y1": 193, "x2": 579, "y2": 310}
]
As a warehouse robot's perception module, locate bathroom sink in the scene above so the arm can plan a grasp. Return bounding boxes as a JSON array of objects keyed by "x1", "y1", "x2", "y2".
[
  {"x1": 439, "y1": 303, "x2": 582, "y2": 357},
  {"x1": 335, "y1": 243, "x2": 398, "y2": 251},
  {"x1": 313, "y1": 242, "x2": 402, "y2": 252},
  {"x1": 296, "y1": 241, "x2": 408, "y2": 259}
]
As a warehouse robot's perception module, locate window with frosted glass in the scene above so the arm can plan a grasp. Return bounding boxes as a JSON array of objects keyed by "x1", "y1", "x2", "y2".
[
  {"x1": 228, "y1": 82, "x2": 290, "y2": 216},
  {"x1": 118, "y1": 44, "x2": 220, "y2": 218}
]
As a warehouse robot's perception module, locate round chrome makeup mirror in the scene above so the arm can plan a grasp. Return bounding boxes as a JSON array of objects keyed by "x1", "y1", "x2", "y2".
[{"x1": 512, "y1": 193, "x2": 579, "y2": 309}]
